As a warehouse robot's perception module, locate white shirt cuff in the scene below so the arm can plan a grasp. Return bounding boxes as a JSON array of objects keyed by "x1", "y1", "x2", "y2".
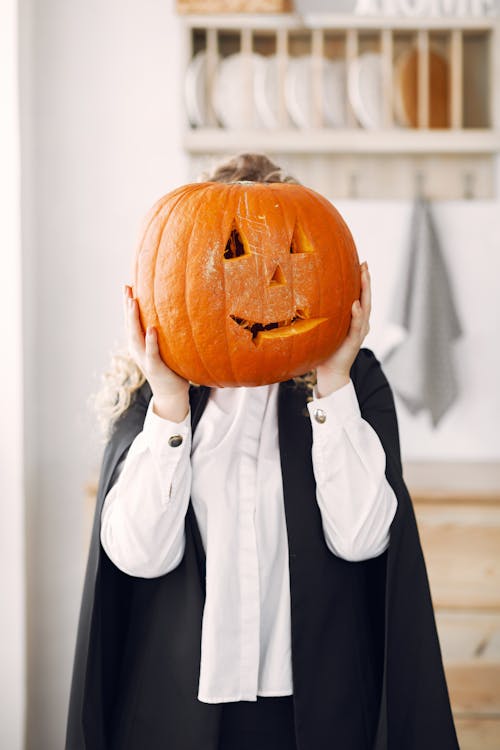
[
  {"x1": 143, "y1": 396, "x2": 192, "y2": 459},
  {"x1": 306, "y1": 378, "x2": 361, "y2": 428}
]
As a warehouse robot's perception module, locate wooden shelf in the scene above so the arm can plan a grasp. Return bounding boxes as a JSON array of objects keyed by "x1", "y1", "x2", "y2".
[
  {"x1": 183, "y1": 13, "x2": 499, "y2": 31},
  {"x1": 185, "y1": 127, "x2": 500, "y2": 154}
]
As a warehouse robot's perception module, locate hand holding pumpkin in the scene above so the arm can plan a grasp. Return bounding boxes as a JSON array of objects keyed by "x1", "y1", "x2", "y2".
[
  {"x1": 315, "y1": 261, "x2": 371, "y2": 397},
  {"x1": 123, "y1": 285, "x2": 190, "y2": 420}
]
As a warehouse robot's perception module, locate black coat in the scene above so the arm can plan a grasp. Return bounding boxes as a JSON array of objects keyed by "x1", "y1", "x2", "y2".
[{"x1": 65, "y1": 347, "x2": 459, "y2": 750}]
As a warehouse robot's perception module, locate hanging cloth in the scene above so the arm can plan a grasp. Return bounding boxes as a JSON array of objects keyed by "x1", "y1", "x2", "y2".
[{"x1": 382, "y1": 196, "x2": 464, "y2": 427}]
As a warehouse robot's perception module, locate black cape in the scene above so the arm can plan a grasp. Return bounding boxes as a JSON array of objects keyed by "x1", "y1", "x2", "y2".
[{"x1": 65, "y1": 347, "x2": 459, "y2": 750}]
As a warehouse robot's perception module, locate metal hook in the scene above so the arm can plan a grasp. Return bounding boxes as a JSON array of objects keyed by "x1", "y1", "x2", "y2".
[
  {"x1": 463, "y1": 171, "x2": 475, "y2": 200},
  {"x1": 348, "y1": 172, "x2": 359, "y2": 199},
  {"x1": 414, "y1": 170, "x2": 425, "y2": 199}
]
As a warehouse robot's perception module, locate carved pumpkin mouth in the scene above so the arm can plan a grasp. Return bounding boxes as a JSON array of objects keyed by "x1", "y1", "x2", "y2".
[{"x1": 230, "y1": 308, "x2": 328, "y2": 345}]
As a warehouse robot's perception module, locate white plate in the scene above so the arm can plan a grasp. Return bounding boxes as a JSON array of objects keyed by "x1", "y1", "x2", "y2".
[
  {"x1": 347, "y1": 52, "x2": 384, "y2": 129},
  {"x1": 323, "y1": 59, "x2": 348, "y2": 127},
  {"x1": 284, "y1": 55, "x2": 348, "y2": 129},
  {"x1": 185, "y1": 51, "x2": 211, "y2": 128},
  {"x1": 212, "y1": 52, "x2": 267, "y2": 130},
  {"x1": 253, "y1": 54, "x2": 281, "y2": 129}
]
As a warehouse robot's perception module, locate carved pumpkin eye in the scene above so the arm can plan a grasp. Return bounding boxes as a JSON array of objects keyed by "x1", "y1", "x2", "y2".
[
  {"x1": 224, "y1": 226, "x2": 248, "y2": 260},
  {"x1": 289, "y1": 239, "x2": 305, "y2": 254},
  {"x1": 289, "y1": 224, "x2": 314, "y2": 254}
]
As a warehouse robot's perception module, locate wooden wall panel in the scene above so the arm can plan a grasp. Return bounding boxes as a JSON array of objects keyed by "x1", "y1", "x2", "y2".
[
  {"x1": 436, "y1": 612, "x2": 500, "y2": 715},
  {"x1": 415, "y1": 502, "x2": 500, "y2": 609},
  {"x1": 454, "y1": 717, "x2": 500, "y2": 750},
  {"x1": 412, "y1": 473, "x2": 500, "y2": 750}
]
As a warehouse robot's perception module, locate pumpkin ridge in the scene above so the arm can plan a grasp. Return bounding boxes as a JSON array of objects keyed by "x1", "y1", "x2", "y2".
[
  {"x1": 273, "y1": 188, "x2": 296, "y2": 380},
  {"x1": 224, "y1": 183, "x2": 247, "y2": 385},
  {"x1": 326, "y1": 199, "x2": 350, "y2": 354},
  {"x1": 183, "y1": 186, "x2": 226, "y2": 387},
  {"x1": 135, "y1": 208, "x2": 173, "y2": 354},
  {"x1": 151, "y1": 213, "x2": 178, "y2": 374},
  {"x1": 305, "y1": 186, "x2": 358, "y2": 360},
  {"x1": 151, "y1": 186, "x2": 204, "y2": 378},
  {"x1": 306, "y1": 184, "x2": 358, "y2": 346},
  {"x1": 301, "y1": 189, "x2": 325, "y2": 370},
  {"x1": 133, "y1": 198, "x2": 170, "y2": 287}
]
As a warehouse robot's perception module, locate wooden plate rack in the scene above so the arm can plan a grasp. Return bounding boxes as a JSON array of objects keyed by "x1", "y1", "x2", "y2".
[{"x1": 180, "y1": 13, "x2": 500, "y2": 199}]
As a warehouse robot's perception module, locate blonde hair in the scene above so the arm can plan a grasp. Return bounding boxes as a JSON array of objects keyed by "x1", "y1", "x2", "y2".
[
  {"x1": 90, "y1": 351, "x2": 147, "y2": 442},
  {"x1": 91, "y1": 153, "x2": 316, "y2": 441}
]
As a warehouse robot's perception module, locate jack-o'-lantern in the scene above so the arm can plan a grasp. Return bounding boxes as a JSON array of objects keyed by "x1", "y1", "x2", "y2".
[{"x1": 132, "y1": 180, "x2": 360, "y2": 387}]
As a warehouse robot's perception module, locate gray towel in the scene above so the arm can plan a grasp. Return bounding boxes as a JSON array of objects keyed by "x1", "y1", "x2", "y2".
[{"x1": 381, "y1": 196, "x2": 464, "y2": 428}]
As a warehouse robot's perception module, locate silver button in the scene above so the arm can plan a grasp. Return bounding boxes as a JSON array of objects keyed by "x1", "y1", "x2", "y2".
[
  {"x1": 168, "y1": 434, "x2": 183, "y2": 447},
  {"x1": 313, "y1": 408, "x2": 327, "y2": 424}
]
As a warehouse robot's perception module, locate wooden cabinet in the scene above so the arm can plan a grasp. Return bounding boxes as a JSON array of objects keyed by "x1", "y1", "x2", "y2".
[{"x1": 408, "y1": 461, "x2": 500, "y2": 750}]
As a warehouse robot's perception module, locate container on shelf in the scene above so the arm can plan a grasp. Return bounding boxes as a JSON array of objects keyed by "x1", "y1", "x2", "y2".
[{"x1": 177, "y1": 0, "x2": 293, "y2": 13}]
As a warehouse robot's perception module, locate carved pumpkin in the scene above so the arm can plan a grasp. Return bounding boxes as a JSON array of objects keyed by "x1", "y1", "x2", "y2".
[{"x1": 132, "y1": 180, "x2": 360, "y2": 387}]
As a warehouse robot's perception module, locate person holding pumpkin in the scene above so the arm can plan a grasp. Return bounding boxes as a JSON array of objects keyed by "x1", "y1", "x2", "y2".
[{"x1": 65, "y1": 154, "x2": 459, "y2": 750}]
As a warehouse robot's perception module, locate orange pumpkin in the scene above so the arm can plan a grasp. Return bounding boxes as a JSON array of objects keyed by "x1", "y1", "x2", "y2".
[{"x1": 132, "y1": 180, "x2": 360, "y2": 387}]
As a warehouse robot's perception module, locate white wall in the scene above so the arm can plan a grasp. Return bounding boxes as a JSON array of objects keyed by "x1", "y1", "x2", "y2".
[
  {"x1": 18, "y1": 0, "x2": 500, "y2": 748},
  {"x1": 336, "y1": 193, "x2": 500, "y2": 460},
  {"x1": 20, "y1": 1, "x2": 187, "y2": 747},
  {"x1": 0, "y1": 2, "x2": 27, "y2": 748}
]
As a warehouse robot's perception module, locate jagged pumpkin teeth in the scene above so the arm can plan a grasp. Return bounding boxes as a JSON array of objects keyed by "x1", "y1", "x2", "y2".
[
  {"x1": 255, "y1": 316, "x2": 330, "y2": 345},
  {"x1": 133, "y1": 180, "x2": 360, "y2": 387}
]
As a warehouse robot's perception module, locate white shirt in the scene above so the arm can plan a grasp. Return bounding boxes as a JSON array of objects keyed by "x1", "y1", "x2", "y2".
[{"x1": 100, "y1": 378, "x2": 398, "y2": 704}]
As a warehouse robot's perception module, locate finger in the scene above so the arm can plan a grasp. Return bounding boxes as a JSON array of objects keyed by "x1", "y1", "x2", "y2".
[
  {"x1": 350, "y1": 300, "x2": 364, "y2": 332},
  {"x1": 351, "y1": 297, "x2": 371, "y2": 342},
  {"x1": 122, "y1": 285, "x2": 132, "y2": 331},
  {"x1": 362, "y1": 272, "x2": 372, "y2": 333},
  {"x1": 127, "y1": 296, "x2": 146, "y2": 355},
  {"x1": 361, "y1": 264, "x2": 372, "y2": 317},
  {"x1": 145, "y1": 325, "x2": 160, "y2": 362},
  {"x1": 342, "y1": 301, "x2": 360, "y2": 346},
  {"x1": 353, "y1": 266, "x2": 371, "y2": 337}
]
